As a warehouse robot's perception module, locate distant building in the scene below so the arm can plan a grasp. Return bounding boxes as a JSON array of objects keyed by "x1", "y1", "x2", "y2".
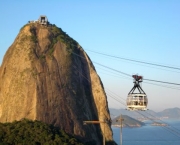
[
  {"x1": 38, "y1": 15, "x2": 48, "y2": 25},
  {"x1": 28, "y1": 15, "x2": 49, "y2": 26}
]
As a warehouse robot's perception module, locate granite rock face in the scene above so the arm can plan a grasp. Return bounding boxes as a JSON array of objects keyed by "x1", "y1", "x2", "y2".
[{"x1": 0, "y1": 23, "x2": 114, "y2": 144}]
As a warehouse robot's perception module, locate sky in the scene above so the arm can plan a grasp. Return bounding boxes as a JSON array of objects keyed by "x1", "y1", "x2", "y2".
[{"x1": 0, "y1": 0, "x2": 180, "y2": 112}]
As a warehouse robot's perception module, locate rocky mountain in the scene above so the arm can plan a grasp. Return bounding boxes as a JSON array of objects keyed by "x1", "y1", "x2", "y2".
[
  {"x1": 112, "y1": 115, "x2": 145, "y2": 127},
  {"x1": 0, "y1": 21, "x2": 115, "y2": 144}
]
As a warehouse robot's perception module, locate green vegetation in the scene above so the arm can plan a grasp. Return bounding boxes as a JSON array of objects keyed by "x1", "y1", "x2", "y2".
[
  {"x1": 19, "y1": 24, "x2": 38, "y2": 43},
  {"x1": 30, "y1": 35, "x2": 38, "y2": 43},
  {"x1": 30, "y1": 26, "x2": 38, "y2": 43},
  {"x1": 0, "y1": 119, "x2": 84, "y2": 145},
  {"x1": 49, "y1": 25, "x2": 78, "y2": 54},
  {"x1": 39, "y1": 54, "x2": 46, "y2": 61}
]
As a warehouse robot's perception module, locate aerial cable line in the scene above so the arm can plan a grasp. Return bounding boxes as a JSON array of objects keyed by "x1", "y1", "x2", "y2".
[
  {"x1": 105, "y1": 88, "x2": 126, "y2": 106},
  {"x1": 97, "y1": 71, "x2": 130, "y2": 81},
  {"x1": 110, "y1": 93, "x2": 180, "y2": 138},
  {"x1": 75, "y1": 60, "x2": 180, "y2": 136},
  {"x1": 95, "y1": 65, "x2": 131, "y2": 79},
  {"x1": 106, "y1": 94, "x2": 180, "y2": 143},
  {"x1": 145, "y1": 111, "x2": 180, "y2": 133},
  {"x1": 143, "y1": 80, "x2": 179, "y2": 90},
  {"x1": 71, "y1": 51, "x2": 131, "y2": 77},
  {"x1": 107, "y1": 90, "x2": 180, "y2": 139},
  {"x1": 72, "y1": 60, "x2": 180, "y2": 141},
  {"x1": 70, "y1": 48, "x2": 180, "y2": 137},
  {"x1": 97, "y1": 66, "x2": 180, "y2": 90},
  {"x1": 93, "y1": 62, "x2": 131, "y2": 77},
  {"x1": 85, "y1": 49, "x2": 180, "y2": 71},
  {"x1": 106, "y1": 93, "x2": 126, "y2": 107},
  {"x1": 144, "y1": 82, "x2": 180, "y2": 90},
  {"x1": 137, "y1": 111, "x2": 180, "y2": 139},
  {"x1": 144, "y1": 79, "x2": 180, "y2": 86},
  {"x1": 106, "y1": 88, "x2": 180, "y2": 140},
  {"x1": 104, "y1": 87, "x2": 180, "y2": 137},
  {"x1": 98, "y1": 67, "x2": 180, "y2": 90},
  {"x1": 101, "y1": 69, "x2": 180, "y2": 90},
  {"x1": 71, "y1": 51, "x2": 180, "y2": 86}
]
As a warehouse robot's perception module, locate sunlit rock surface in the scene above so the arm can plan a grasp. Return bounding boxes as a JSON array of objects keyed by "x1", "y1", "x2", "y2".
[{"x1": 0, "y1": 23, "x2": 115, "y2": 144}]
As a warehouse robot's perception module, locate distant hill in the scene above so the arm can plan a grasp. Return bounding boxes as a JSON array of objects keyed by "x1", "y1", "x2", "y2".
[
  {"x1": 109, "y1": 108, "x2": 180, "y2": 119},
  {"x1": 109, "y1": 108, "x2": 157, "y2": 119},
  {"x1": 157, "y1": 107, "x2": 180, "y2": 118},
  {"x1": 112, "y1": 115, "x2": 145, "y2": 127}
]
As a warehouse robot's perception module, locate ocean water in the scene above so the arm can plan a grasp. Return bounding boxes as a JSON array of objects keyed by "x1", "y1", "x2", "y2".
[{"x1": 112, "y1": 119, "x2": 180, "y2": 145}]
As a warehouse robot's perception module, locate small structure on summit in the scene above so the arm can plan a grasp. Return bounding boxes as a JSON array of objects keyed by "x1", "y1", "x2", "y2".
[
  {"x1": 38, "y1": 15, "x2": 48, "y2": 25},
  {"x1": 28, "y1": 15, "x2": 49, "y2": 26}
]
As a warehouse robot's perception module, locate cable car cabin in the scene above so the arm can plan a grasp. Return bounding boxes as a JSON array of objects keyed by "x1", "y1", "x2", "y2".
[
  {"x1": 127, "y1": 94, "x2": 148, "y2": 111},
  {"x1": 126, "y1": 75, "x2": 148, "y2": 111}
]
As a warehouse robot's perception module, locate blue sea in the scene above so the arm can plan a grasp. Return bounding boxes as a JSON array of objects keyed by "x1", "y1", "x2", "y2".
[{"x1": 112, "y1": 119, "x2": 180, "y2": 145}]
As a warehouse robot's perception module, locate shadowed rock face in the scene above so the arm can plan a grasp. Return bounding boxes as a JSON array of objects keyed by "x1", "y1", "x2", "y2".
[{"x1": 0, "y1": 23, "x2": 114, "y2": 144}]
